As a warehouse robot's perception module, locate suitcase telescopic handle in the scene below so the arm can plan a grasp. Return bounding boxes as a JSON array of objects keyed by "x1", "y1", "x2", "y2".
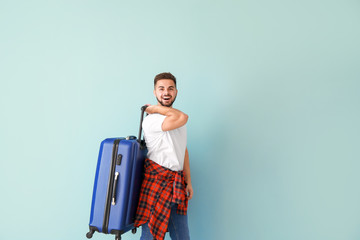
[{"x1": 137, "y1": 105, "x2": 148, "y2": 146}]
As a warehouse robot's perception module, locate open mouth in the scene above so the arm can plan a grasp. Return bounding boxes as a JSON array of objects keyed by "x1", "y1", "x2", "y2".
[
  {"x1": 157, "y1": 95, "x2": 176, "y2": 107},
  {"x1": 163, "y1": 96, "x2": 171, "y2": 100}
]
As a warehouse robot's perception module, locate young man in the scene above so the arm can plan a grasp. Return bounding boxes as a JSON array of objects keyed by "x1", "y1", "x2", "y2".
[{"x1": 134, "y1": 72, "x2": 193, "y2": 240}]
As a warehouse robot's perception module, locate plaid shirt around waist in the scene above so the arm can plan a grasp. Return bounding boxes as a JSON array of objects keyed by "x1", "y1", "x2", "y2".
[{"x1": 134, "y1": 158, "x2": 188, "y2": 240}]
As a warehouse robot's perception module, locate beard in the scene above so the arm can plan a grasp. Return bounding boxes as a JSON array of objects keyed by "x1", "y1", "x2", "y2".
[{"x1": 156, "y1": 96, "x2": 177, "y2": 107}]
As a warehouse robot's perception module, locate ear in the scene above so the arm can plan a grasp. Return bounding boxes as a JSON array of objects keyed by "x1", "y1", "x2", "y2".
[{"x1": 153, "y1": 89, "x2": 156, "y2": 97}]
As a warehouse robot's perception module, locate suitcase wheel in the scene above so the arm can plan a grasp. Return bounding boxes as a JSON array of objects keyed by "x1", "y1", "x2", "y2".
[
  {"x1": 86, "y1": 231, "x2": 94, "y2": 239},
  {"x1": 132, "y1": 228, "x2": 137, "y2": 234}
]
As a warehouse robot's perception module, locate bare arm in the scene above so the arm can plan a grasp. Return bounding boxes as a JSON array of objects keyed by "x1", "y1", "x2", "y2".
[
  {"x1": 183, "y1": 147, "x2": 193, "y2": 200},
  {"x1": 145, "y1": 105, "x2": 188, "y2": 131}
]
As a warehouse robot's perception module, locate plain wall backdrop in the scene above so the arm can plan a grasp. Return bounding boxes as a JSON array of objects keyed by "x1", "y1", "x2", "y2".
[{"x1": 1, "y1": 0, "x2": 359, "y2": 240}]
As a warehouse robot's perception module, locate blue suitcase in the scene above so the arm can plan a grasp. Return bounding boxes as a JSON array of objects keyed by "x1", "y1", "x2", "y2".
[{"x1": 86, "y1": 107, "x2": 147, "y2": 240}]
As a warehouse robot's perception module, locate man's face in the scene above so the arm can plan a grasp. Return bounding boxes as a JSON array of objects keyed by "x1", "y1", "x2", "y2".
[{"x1": 154, "y1": 79, "x2": 178, "y2": 107}]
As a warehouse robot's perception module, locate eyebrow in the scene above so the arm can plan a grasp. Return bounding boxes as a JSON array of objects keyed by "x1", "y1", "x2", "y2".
[{"x1": 157, "y1": 86, "x2": 175, "y2": 89}]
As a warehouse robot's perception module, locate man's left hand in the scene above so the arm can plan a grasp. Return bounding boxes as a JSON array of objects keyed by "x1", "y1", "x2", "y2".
[{"x1": 186, "y1": 183, "x2": 193, "y2": 200}]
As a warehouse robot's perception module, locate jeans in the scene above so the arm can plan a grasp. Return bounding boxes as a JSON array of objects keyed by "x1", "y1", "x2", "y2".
[{"x1": 140, "y1": 204, "x2": 190, "y2": 240}]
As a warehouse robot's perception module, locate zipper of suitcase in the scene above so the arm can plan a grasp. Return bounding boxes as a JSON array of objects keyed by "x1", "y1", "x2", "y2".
[{"x1": 102, "y1": 138, "x2": 121, "y2": 233}]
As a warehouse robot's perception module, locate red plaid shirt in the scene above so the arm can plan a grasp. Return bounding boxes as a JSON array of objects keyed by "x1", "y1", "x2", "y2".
[{"x1": 134, "y1": 159, "x2": 188, "y2": 240}]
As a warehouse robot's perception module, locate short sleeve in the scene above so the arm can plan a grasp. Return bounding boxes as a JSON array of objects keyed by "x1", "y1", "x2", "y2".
[{"x1": 142, "y1": 114, "x2": 166, "y2": 134}]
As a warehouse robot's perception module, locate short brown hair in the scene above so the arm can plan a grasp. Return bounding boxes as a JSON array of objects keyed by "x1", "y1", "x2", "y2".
[{"x1": 154, "y1": 72, "x2": 177, "y2": 87}]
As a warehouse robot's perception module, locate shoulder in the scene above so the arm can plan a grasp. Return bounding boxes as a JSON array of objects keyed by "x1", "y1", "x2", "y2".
[
  {"x1": 144, "y1": 113, "x2": 166, "y2": 122},
  {"x1": 143, "y1": 113, "x2": 166, "y2": 131}
]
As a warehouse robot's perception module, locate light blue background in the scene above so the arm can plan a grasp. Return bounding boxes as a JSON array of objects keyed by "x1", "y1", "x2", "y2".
[{"x1": 1, "y1": 1, "x2": 359, "y2": 240}]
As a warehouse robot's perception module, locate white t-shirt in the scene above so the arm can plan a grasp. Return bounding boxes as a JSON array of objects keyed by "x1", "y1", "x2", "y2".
[{"x1": 142, "y1": 113, "x2": 187, "y2": 171}]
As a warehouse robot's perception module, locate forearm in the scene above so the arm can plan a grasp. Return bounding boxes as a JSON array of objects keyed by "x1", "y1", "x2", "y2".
[
  {"x1": 183, "y1": 148, "x2": 192, "y2": 185},
  {"x1": 148, "y1": 105, "x2": 186, "y2": 118}
]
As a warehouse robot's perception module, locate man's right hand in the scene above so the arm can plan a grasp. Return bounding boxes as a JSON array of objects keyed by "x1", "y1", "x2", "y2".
[{"x1": 144, "y1": 104, "x2": 161, "y2": 115}]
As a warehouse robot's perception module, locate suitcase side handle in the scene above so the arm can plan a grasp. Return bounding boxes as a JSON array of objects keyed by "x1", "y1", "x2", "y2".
[
  {"x1": 111, "y1": 172, "x2": 120, "y2": 205},
  {"x1": 137, "y1": 105, "x2": 148, "y2": 147}
]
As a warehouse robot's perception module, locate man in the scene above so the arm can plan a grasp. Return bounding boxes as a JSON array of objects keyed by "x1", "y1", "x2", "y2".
[{"x1": 134, "y1": 72, "x2": 193, "y2": 240}]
